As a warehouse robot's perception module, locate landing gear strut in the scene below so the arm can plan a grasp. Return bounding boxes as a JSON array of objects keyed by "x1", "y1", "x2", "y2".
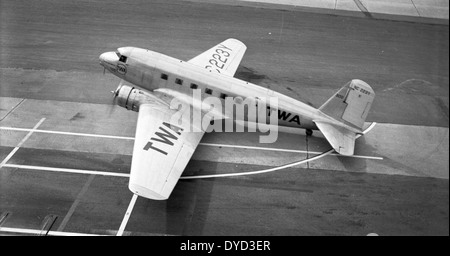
[{"x1": 306, "y1": 129, "x2": 313, "y2": 137}]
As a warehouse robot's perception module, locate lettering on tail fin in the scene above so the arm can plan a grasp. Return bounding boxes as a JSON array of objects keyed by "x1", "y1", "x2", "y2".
[{"x1": 319, "y1": 79, "x2": 375, "y2": 130}]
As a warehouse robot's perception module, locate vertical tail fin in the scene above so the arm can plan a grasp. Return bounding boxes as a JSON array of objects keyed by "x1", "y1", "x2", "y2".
[{"x1": 319, "y1": 79, "x2": 375, "y2": 131}]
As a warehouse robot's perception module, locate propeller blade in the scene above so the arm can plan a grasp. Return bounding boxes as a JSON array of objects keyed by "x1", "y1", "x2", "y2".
[
  {"x1": 108, "y1": 94, "x2": 116, "y2": 117},
  {"x1": 108, "y1": 84, "x2": 121, "y2": 117}
]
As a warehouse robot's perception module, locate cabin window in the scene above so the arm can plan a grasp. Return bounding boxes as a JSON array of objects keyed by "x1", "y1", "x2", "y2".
[
  {"x1": 119, "y1": 55, "x2": 128, "y2": 63},
  {"x1": 190, "y1": 83, "x2": 198, "y2": 89},
  {"x1": 220, "y1": 93, "x2": 227, "y2": 99},
  {"x1": 161, "y1": 73, "x2": 168, "y2": 80},
  {"x1": 175, "y1": 78, "x2": 183, "y2": 85},
  {"x1": 205, "y1": 88, "x2": 212, "y2": 95}
]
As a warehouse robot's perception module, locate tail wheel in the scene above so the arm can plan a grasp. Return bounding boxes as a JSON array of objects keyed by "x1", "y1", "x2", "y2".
[{"x1": 306, "y1": 129, "x2": 313, "y2": 136}]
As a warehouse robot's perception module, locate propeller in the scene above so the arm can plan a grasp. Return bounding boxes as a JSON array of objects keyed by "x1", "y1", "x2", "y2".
[{"x1": 108, "y1": 82, "x2": 122, "y2": 117}]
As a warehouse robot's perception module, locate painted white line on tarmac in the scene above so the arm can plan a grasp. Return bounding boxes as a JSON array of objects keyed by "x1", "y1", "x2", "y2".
[
  {"x1": 0, "y1": 124, "x2": 383, "y2": 160},
  {"x1": 1, "y1": 123, "x2": 381, "y2": 180},
  {"x1": 181, "y1": 149, "x2": 335, "y2": 179},
  {"x1": 201, "y1": 142, "x2": 383, "y2": 160},
  {"x1": 182, "y1": 122, "x2": 375, "y2": 179},
  {"x1": 0, "y1": 123, "x2": 378, "y2": 237},
  {"x1": 0, "y1": 126, "x2": 134, "y2": 140},
  {"x1": 3, "y1": 150, "x2": 331, "y2": 180},
  {"x1": 2, "y1": 164, "x2": 130, "y2": 177},
  {"x1": 0, "y1": 227, "x2": 104, "y2": 236},
  {"x1": 201, "y1": 142, "x2": 311, "y2": 153},
  {"x1": 117, "y1": 193, "x2": 138, "y2": 236},
  {"x1": 0, "y1": 118, "x2": 46, "y2": 168}
]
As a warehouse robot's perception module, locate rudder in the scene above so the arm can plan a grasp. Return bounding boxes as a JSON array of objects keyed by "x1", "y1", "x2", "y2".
[{"x1": 319, "y1": 79, "x2": 375, "y2": 131}]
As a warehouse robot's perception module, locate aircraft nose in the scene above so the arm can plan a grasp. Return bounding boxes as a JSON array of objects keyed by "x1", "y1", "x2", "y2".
[{"x1": 99, "y1": 52, "x2": 118, "y2": 66}]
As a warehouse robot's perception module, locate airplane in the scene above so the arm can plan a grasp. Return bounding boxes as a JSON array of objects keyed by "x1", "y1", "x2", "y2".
[{"x1": 99, "y1": 38, "x2": 375, "y2": 200}]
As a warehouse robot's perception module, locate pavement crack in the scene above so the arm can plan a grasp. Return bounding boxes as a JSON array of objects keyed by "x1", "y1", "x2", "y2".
[
  {"x1": 0, "y1": 98, "x2": 26, "y2": 122},
  {"x1": 353, "y1": 0, "x2": 373, "y2": 19},
  {"x1": 57, "y1": 174, "x2": 95, "y2": 232},
  {"x1": 410, "y1": 0, "x2": 421, "y2": 17}
]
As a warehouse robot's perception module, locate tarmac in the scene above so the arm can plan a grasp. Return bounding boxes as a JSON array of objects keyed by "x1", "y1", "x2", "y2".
[
  {"x1": 0, "y1": 0, "x2": 448, "y2": 236},
  {"x1": 239, "y1": 0, "x2": 449, "y2": 19}
]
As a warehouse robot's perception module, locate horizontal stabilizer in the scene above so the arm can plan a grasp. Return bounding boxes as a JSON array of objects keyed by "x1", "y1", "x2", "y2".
[{"x1": 315, "y1": 121, "x2": 356, "y2": 156}]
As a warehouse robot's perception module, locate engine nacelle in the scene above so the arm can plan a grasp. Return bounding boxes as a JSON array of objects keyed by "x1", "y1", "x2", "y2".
[{"x1": 114, "y1": 84, "x2": 155, "y2": 112}]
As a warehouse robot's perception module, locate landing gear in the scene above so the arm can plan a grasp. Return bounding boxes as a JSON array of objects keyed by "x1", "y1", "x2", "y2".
[{"x1": 306, "y1": 129, "x2": 313, "y2": 137}]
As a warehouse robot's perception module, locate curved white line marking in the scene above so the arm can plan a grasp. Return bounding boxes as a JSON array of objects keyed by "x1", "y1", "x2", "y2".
[
  {"x1": 180, "y1": 149, "x2": 334, "y2": 179},
  {"x1": 358, "y1": 122, "x2": 377, "y2": 138},
  {"x1": 180, "y1": 122, "x2": 377, "y2": 180}
]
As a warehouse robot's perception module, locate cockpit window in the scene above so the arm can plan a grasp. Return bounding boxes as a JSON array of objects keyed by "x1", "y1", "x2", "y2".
[
  {"x1": 115, "y1": 51, "x2": 121, "y2": 58},
  {"x1": 119, "y1": 55, "x2": 128, "y2": 63}
]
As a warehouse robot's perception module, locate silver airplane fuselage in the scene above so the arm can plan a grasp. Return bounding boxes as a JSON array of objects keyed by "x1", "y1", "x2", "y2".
[{"x1": 100, "y1": 47, "x2": 357, "y2": 133}]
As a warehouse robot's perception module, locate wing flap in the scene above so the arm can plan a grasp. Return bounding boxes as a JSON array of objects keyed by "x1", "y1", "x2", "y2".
[
  {"x1": 160, "y1": 143, "x2": 195, "y2": 196},
  {"x1": 315, "y1": 121, "x2": 356, "y2": 156}
]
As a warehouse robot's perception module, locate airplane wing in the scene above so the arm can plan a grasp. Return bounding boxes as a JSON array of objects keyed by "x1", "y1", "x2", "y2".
[
  {"x1": 188, "y1": 38, "x2": 247, "y2": 77},
  {"x1": 314, "y1": 121, "x2": 356, "y2": 156},
  {"x1": 129, "y1": 102, "x2": 207, "y2": 200}
]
